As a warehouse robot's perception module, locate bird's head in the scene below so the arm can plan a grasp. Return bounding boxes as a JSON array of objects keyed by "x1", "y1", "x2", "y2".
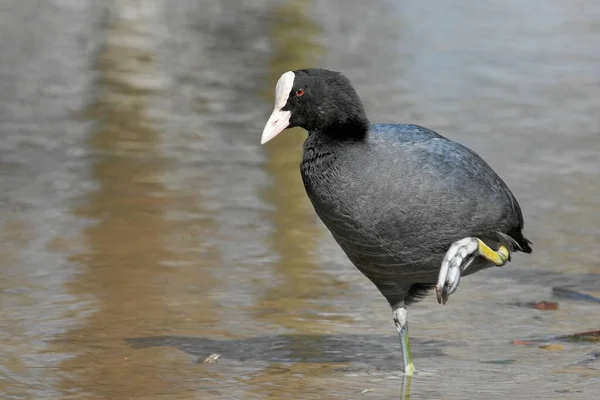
[{"x1": 261, "y1": 68, "x2": 368, "y2": 144}]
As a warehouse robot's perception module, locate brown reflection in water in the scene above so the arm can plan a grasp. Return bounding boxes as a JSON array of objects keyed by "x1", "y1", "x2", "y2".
[
  {"x1": 259, "y1": 0, "x2": 331, "y2": 333},
  {"x1": 54, "y1": 7, "x2": 217, "y2": 399},
  {"x1": 248, "y1": 0, "x2": 351, "y2": 396}
]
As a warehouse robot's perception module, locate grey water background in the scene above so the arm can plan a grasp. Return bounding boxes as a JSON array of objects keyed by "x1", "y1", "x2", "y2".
[{"x1": 0, "y1": 0, "x2": 599, "y2": 399}]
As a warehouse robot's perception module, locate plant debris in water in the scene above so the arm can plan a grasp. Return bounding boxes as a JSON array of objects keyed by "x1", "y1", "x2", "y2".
[
  {"x1": 513, "y1": 301, "x2": 559, "y2": 310},
  {"x1": 552, "y1": 287, "x2": 600, "y2": 304},
  {"x1": 513, "y1": 330, "x2": 600, "y2": 346},
  {"x1": 481, "y1": 359, "x2": 517, "y2": 365},
  {"x1": 539, "y1": 344, "x2": 564, "y2": 351},
  {"x1": 201, "y1": 353, "x2": 221, "y2": 364}
]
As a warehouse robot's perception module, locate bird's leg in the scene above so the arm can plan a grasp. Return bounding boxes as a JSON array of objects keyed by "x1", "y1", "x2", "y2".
[
  {"x1": 436, "y1": 237, "x2": 510, "y2": 304},
  {"x1": 393, "y1": 303, "x2": 415, "y2": 376}
]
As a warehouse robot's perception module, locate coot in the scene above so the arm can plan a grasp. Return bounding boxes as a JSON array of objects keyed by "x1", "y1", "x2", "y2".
[{"x1": 261, "y1": 69, "x2": 532, "y2": 375}]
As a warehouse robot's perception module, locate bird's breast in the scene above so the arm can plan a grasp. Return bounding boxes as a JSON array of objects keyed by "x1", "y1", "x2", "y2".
[{"x1": 300, "y1": 148, "x2": 445, "y2": 279}]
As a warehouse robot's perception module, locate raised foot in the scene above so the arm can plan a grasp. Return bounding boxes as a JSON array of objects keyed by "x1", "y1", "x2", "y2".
[{"x1": 435, "y1": 237, "x2": 510, "y2": 304}]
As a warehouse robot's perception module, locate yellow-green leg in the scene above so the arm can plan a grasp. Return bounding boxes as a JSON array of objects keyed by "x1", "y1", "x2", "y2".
[
  {"x1": 393, "y1": 304, "x2": 415, "y2": 376},
  {"x1": 476, "y1": 238, "x2": 510, "y2": 265}
]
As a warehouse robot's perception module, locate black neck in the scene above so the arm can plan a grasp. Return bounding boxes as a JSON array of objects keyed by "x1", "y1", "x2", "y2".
[{"x1": 314, "y1": 116, "x2": 370, "y2": 143}]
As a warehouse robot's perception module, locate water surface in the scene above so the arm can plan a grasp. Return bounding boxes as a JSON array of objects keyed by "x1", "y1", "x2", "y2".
[{"x1": 1, "y1": 1, "x2": 599, "y2": 398}]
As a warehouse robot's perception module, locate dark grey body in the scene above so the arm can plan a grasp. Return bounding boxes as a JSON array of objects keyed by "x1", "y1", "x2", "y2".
[{"x1": 300, "y1": 124, "x2": 529, "y2": 307}]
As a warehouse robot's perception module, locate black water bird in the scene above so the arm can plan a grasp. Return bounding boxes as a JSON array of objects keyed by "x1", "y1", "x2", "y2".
[{"x1": 260, "y1": 68, "x2": 532, "y2": 374}]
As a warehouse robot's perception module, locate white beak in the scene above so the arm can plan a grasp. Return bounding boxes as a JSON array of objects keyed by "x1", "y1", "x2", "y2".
[
  {"x1": 261, "y1": 109, "x2": 291, "y2": 145},
  {"x1": 261, "y1": 71, "x2": 295, "y2": 145}
]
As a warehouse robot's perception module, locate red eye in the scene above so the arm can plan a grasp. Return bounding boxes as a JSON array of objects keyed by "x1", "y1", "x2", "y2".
[{"x1": 296, "y1": 88, "x2": 305, "y2": 97}]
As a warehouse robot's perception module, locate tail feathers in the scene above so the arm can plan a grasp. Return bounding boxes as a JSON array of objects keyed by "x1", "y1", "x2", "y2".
[{"x1": 497, "y1": 230, "x2": 532, "y2": 254}]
